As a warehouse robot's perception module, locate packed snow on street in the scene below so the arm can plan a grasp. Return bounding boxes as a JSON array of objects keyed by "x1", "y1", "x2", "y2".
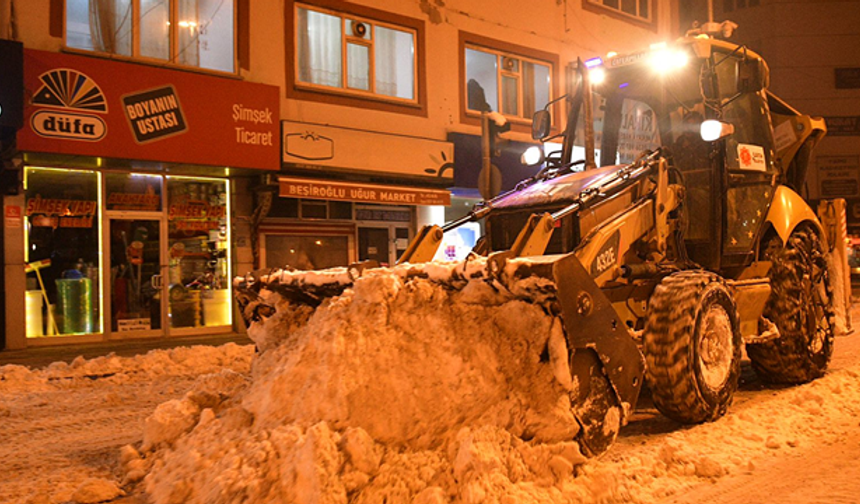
[{"x1": 1, "y1": 264, "x2": 859, "y2": 504}]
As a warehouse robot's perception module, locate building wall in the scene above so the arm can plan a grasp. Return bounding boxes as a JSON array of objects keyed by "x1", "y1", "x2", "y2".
[{"x1": 274, "y1": 0, "x2": 676, "y2": 146}]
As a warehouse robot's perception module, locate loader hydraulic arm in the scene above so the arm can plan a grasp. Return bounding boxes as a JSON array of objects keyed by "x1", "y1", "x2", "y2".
[{"x1": 400, "y1": 150, "x2": 664, "y2": 266}]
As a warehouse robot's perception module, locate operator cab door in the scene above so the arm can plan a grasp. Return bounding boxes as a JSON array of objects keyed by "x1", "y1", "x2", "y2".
[{"x1": 713, "y1": 52, "x2": 778, "y2": 267}]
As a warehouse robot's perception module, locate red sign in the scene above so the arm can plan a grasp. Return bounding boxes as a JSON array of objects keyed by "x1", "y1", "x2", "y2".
[
  {"x1": 4, "y1": 205, "x2": 21, "y2": 228},
  {"x1": 18, "y1": 49, "x2": 280, "y2": 171},
  {"x1": 5, "y1": 205, "x2": 21, "y2": 219}
]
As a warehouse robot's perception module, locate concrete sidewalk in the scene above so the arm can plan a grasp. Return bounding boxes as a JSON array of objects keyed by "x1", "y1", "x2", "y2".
[{"x1": 0, "y1": 333, "x2": 253, "y2": 369}]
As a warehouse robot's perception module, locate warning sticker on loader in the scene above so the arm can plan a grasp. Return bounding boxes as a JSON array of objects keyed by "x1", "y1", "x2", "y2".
[{"x1": 737, "y1": 143, "x2": 766, "y2": 172}]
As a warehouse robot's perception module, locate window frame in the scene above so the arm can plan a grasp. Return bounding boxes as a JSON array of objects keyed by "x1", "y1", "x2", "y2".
[
  {"x1": 465, "y1": 44, "x2": 553, "y2": 121},
  {"x1": 582, "y1": 0, "x2": 657, "y2": 30},
  {"x1": 286, "y1": 0, "x2": 427, "y2": 117},
  {"x1": 459, "y1": 31, "x2": 560, "y2": 134},
  {"x1": 62, "y1": 0, "x2": 239, "y2": 75},
  {"x1": 294, "y1": 4, "x2": 417, "y2": 102}
]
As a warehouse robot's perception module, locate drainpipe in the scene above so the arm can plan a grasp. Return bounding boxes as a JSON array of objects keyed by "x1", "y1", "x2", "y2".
[{"x1": 0, "y1": 0, "x2": 18, "y2": 40}]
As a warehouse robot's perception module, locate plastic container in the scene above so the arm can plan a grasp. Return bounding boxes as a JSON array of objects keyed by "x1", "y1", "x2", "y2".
[
  {"x1": 202, "y1": 289, "x2": 230, "y2": 326},
  {"x1": 26, "y1": 290, "x2": 43, "y2": 338},
  {"x1": 56, "y1": 278, "x2": 93, "y2": 334}
]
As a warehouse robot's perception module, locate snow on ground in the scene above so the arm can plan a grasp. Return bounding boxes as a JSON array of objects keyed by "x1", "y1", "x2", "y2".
[
  {"x1": 0, "y1": 265, "x2": 858, "y2": 504},
  {"x1": 0, "y1": 344, "x2": 253, "y2": 504}
]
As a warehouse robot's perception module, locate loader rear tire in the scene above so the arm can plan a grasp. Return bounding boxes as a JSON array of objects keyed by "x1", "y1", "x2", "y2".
[
  {"x1": 746, "y1": 227, "x2": 834, "y2": 383},
  {"x1": 643, "y1": 271, "x2": 742, "y2": 424}
]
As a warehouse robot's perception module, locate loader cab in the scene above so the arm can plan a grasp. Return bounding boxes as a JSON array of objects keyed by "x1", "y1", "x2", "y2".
[
  {"x1": 708, "y1": 48, "x2": 777, "y2": 268},
  {"x1": 588, "y1": 41, "x2": 776, "y2": 270}
]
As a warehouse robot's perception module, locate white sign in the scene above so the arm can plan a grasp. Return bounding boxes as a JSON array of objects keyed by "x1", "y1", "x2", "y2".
[
  {"x1": 773, "y1": 119, "x2": 798, "y2": 153},
  {"x1": 737, "y1": 143, "x2": 766, "y2": 172},
  {"x1": 117, "y1": 318, "x2": 151, "y2": 332},
  {"x1": 818, "y1": 155, "x2": 860, "y2": 198},
  {"x1": 282, "y1": 121, "x2": 454, "y2": 180}
]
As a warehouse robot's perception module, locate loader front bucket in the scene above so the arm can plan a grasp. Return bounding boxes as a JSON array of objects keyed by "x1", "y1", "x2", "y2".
[{"x1": 498, "y1": 252, "x2": 646, "y2": 456}]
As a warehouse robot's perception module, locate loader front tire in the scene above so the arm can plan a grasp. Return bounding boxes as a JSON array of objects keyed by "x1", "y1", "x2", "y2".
[
  {"x1": 746, "y1": 227, "x2": 834, "y2": 383},
  {"x1": 643, "y1": 271, "x2": 742, "y2": 424}
]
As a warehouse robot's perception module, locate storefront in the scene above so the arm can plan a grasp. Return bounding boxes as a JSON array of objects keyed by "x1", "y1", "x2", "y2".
[
  {"x1": 272, "y1": 122, "x2": 453, "y2": 268},
  {"x1": 4, "y1": 49, "x2": 279, "y2": 349}
]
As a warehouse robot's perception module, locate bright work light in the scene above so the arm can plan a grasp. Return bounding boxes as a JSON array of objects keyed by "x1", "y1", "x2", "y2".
[
  {"x1": 700, "y1": 120, "x2": 735, "y2": 141},
  {"x1": 651, "y1": 49, "x2": 688, "y2": 73},
  {"x1": 521, "y1": 146, "x2": 545, "y2": 166}
]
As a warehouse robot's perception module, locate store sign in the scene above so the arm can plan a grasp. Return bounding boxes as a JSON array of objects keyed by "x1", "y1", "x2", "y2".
[
  {"x1": 823, "y1": 116, "x2": 860, "y2": 136},
  {"x1": 282, "y1": 121, "x2": 454, "y2": 180},
  {"x1": 818, "y1": 155, "x2": 860, "y2": 198},
  {"x1": 278, "y1": 177, "x2": 451, "y2": 206},
  {"x1": 107, "y1": 193, "x2": 161, "y2": 212},
  {"x1": 168, "y1": 201, "x2": 227, "y2": 231},
  {"x1": 25, "y1": 196, "x2": 97, "y2": 228},
  {"x1": 122, "y1": 85, "x2": 187, "y2": 143},
  {"x1": 19, "y1": 49, "x2": 280, "y2": 170}
]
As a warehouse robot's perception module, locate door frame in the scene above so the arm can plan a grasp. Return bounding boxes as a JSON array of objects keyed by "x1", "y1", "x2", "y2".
[
  {"x1": 103, "y1": 212, "x2": 168, "y2": 340},
  {"x1": 356, "y1": 223, "x2": 412, "y2": 266}
]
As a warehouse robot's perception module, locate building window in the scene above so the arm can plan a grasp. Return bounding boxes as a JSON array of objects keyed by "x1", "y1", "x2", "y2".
[
  {"x1": 587, "y1": 0, "x2": 651, "y2": 22},
  {"x1": 24, "y1": 168, "x2": 102, "y2": 337},
  {"x1": 295, "y1": 3, "x2": 417, "y2": 101},
  {"x1": 65, "y1": 0, "x2": 236, "y2": 73},
  {"x1": 465, "y1": 45, "x2": 552, "y2": 121},
  {"x1": 268, "y1": 197, "x2": 354, "y2": 220}
]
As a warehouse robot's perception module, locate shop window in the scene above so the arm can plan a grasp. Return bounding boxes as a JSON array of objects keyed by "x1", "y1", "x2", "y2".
[
  {"x1": 166, "y1": 177, "x2": 231, "y2": 328},
  {"x1": 295, "y1": 3, "x2": 416, "y2": 101},
  {"x1": 269, "y1": 197, "x2": 353, "y2": 220},
  {"x1": 265, "y1": 235, "x2": 349, "y2": 270},
  {"x1": 355, "y1": 205, "x2": 411, "y2": 222},
  {"x1": 465, "y1": 44, "x2": 552, "y2": 122},
  {"x1": 329, "y1": 201, "x2": 353, "y2": 219},
  {"x1": 24, "y1": 168, "x2": 101, "y2": 337},
  {"x1": 301, "y1": 200, "x2": 328, "y2": 219},
  {"x1": 586, "y1": 0, "x2": 651, "y2": 22},
  {"x1": 105, "y1": 173, "x2": 163, "y2": 211},
  {"x1": 269, "y1": 197, "x2": 300, "y2": 218},
  {"x1": 65, "y1": 0, "x2": 235, "y2": 73}
]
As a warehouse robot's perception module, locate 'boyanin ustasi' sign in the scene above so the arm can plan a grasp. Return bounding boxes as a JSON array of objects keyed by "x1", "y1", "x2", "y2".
[{"x1": 19, "y1": 49, "x2": 280, "y2": 171}]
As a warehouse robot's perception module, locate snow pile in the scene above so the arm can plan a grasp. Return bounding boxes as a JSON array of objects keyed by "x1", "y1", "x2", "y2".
[
  {"x1": 566, "y1": 365, "x2": 860, "y2": 503},
  {"x1": 139, "y1": 262, "x2": 593, "y2": 503},
  {"x1": 0, "y1": 343, "x2": 253, "y2": 392}
]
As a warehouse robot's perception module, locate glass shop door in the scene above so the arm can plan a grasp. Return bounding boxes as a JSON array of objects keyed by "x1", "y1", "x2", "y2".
[{"x1": 106, "y1": 217, "x2": 166, "y2": 337}]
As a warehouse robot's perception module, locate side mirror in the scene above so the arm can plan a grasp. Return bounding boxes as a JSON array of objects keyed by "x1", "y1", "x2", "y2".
[
  {"x1": 531, "y1": 109, "x2": 551, "y2": 140},
  {"x1": 737, "y1": 58, "x2": 766, "y2": 93}
]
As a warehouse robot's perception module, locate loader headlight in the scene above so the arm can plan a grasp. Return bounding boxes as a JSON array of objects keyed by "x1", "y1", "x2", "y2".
[
  {"x1": 651, "y1": 49, "x2": 688, "y2": 73},
  {"x1": 521, "y1": 145, "x2": 545, "y2": 166},
  {"x1": 700, "y1": 120, "x2": 735, "y2": 141}
]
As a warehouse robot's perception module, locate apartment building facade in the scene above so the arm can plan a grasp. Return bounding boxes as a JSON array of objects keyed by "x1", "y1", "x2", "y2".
[{"x1": 0, "y1": 0, "x2": 680, "y2": 349}]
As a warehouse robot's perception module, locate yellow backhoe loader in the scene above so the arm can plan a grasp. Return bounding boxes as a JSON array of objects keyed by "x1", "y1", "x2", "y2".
[{"x1": 236, "y1": 34, "x2": 850, "y2": 457}]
